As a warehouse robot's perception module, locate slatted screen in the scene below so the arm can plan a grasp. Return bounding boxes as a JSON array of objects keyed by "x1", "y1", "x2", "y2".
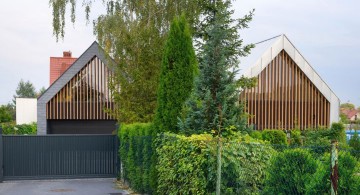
[
  {"x1": 47, "y1": 56, "x2": 115, "y2": 120},
  {"x1": 240, "y1": 50, "x2": 330, "y2": 130}
]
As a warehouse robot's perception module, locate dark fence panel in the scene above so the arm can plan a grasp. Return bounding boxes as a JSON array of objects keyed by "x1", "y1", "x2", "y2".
[{"x1": 2, "y1": 134, "x2": 117, "y2": 180}]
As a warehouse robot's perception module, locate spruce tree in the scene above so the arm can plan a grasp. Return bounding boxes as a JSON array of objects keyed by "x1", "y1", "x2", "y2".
[
  {"x1": 179, "y1": 0, "x2": 254, "y2": 135},
  {"x1": 154, "y1": 15, "x2": 198, "y2": 133}
]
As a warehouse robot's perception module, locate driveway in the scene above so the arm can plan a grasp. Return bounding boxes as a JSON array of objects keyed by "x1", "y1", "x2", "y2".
[{"x1": 0, "y1": 178, "x2": 129, "y2": 195}]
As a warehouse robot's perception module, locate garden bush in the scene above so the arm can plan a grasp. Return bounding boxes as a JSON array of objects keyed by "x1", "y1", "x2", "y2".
[
  {"x1": 261, "y1": 129, "x2": 287, "y2": 145},
  {"x1": 156, "y1": 133, "x2": 275, "y2": 194},
  {"x1": 1, "y1": 122, "x2": 37, "y2": 135},
  {"x1": 206, "y1": 134, "x2": 275, "y2": 194},
  {"x1": 156, "y1": 133, "x2": 209, "y2": 195},
  {"x1": 349, "y1": 130, "x2": 360, "y2": 158},
  {"x1": 263, "y1": 148, "x2": 318, "y2": 195},
  {"x1": 118, "y1": 123, "x2": 154, "y2": 193},
  {"x1": 290, "y1": 129, "x2": 302, "y2": 146},
  {"x1": 306, "y1": 151, "x2": 360, "y2": 194}
]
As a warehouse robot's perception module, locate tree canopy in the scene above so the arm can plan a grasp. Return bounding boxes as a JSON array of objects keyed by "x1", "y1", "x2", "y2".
[
  {"x1": 179, "y1": 0, "x2": 254, "y2": 135},
  {"x1": 50, "y1": 0, "x2": 207, "y2": 124},
  {"x1": 12, "y1": 79, "x2": 37, "y2": 105}
]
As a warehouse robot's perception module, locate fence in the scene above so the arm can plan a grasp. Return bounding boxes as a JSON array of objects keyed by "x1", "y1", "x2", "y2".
[{"x1": 0, "y1": 127, "x2": 119, "y2": 181}]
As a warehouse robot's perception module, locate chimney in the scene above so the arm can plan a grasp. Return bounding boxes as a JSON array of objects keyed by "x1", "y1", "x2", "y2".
[{"x1": 63, "y1": 51, "x2": 72, "y2": 58}]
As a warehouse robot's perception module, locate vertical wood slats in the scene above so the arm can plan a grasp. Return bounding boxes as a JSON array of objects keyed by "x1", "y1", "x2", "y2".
[
  {"x1": 46, "y1": 57, "x2": 114, "y2": 120},
  {"x1": 242, "y1": 50, "x2": 330, "y2": 130}
]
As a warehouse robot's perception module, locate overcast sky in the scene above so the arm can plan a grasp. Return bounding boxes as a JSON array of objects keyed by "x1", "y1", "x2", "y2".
[{"x1": 0, "y1": 0, "x2": 359, "y2": 107}]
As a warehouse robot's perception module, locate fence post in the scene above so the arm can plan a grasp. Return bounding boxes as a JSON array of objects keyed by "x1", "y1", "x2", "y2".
[
  {"x1": 0, "y1": 127, "x2": 3, "y2": 182},
  {"x1": 330, "y1": 140, "x2": 338, "y2": 195}
]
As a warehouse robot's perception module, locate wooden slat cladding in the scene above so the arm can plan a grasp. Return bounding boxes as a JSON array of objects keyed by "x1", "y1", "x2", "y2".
[
  {"x1": 241, "y1": 50, "x2": 330, "y2": 130},
  {"x1": 47, "y1": 57, "x2": 114, "y2": 120}
]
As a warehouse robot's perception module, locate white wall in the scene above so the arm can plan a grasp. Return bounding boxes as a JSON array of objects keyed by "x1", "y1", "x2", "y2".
[{"x1": 16, "y1": 98, "x2": 37, "y2": 125}]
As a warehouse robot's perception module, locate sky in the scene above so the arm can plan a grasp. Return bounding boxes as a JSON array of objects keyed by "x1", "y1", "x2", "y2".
[{"x1": 0, "y1": 0, "x2": 359, "y2": 106}]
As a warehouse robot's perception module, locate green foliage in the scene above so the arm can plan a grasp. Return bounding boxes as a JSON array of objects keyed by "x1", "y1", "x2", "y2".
[
  {"x1": 1, "y1": 122, "x2": 37, "y2": 135},
  {"x1": 154, "y1": 15, "x2": 197, "y2": 134},
  {"x1": 340, "y1": 102, "x2": 355, "y2": 110},
  {"x1": 306, "y1": 152, "x2": 360, "y2": 194},
  {"x1": 156, "y1": 133, "x2": 274, "y2": 194},
  {"x1": 156, "y1": 133, "x2": 210, "y2": 194},
  {"x1": 50, "y1": 0, "x2": 205, "y2": 124},
  {"x1": 206, "y1": 135, "x2": 275, "y2": 194},
  {"x1": 290, "y1": 129, "x2": 302, "y2": 146},
  {"x1": 263, "y1": 148, "x2": 318, "y2": 195},
  {"x1": 0, "y1": 105, "x2": 13, "y2": 123},
  {"x1": 349, "y1": 131, "x2": 360, "y2": 158},
  {"x1": 261, "y1": 129, "x2": 287, "y2": 145},
  {"x1": 179, "y1": 0, "x2": 254, "y2": 135},
  {"x1": 329, "y1": 122, "x2": 346, "y2": 144},
  {"x1": 118, "y1": 123, "x2": 154, "y2": 193},
  {"x1": 13, "y1": 79, "x2": 37, "y2": 105}
]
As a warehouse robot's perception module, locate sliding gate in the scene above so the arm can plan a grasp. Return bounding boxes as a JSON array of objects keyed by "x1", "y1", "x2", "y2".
[{"x1": 0, "y1": 134, "x2": 119, "y2": 180}]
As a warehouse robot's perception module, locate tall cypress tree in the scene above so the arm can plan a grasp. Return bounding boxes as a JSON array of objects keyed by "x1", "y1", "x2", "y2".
[
  {"x1": 154, "y1": 15, "x2": 198, "y2": 133},
  {"x1": 179, "y1": 0, "x2": 254, "y2": 135}
]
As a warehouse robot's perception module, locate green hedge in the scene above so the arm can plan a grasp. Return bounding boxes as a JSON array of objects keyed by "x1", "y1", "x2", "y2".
[
  {"x1": 1, "y1": 122, "x2": 37, "y2": 135},
  {"x1": 156, "y1": 133, "x2": 209, "y2": 194},
  {"x1": 118, "y1": 123, "x2": 154, "y2": 193},
  {"x1": 156, "y1": 133, "x2": 275, "y2": 194},
  {"x1": 261, "y1": 129, "x2": 287, "y2": 145}
]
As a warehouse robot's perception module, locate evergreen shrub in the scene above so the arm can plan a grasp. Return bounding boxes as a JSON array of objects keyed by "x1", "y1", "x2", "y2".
[
  {"x1": 118, "y1": 123, "x2": 154, "y2": 193},
  {"x1": 264, "y1": 148, "x2": 318, "y2": 195}
]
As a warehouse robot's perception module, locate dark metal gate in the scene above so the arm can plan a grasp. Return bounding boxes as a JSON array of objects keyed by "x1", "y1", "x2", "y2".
[{"x1": 0, "y1": 132, "x2": 119, "y2": 181}]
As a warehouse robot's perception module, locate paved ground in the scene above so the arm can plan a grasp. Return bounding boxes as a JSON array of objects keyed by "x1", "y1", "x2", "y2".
[{"x1": 0, "y1": 178, "x2": 129, "y2": 195}]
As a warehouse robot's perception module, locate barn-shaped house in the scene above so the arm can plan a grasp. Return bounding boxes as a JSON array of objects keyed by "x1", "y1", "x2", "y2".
[
  {"x1": 37, "y1": 42, "x2": 116, "y2": 134},
  {"x1": 240, "y1": 35, "x2": 340, "y2": 130}
]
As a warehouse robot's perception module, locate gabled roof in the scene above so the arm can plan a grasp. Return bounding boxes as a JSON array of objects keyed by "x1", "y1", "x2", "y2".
[
  {"x1": 38, "y1": 41, "x2": 114, "y2": 104},
  {"x1": 243, "y1": 34, "x2": 339, "y2": 103}
]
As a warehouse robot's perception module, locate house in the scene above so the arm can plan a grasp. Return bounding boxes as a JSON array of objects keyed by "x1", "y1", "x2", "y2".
[
  {"x1": 341, "y1": 109, "x2": 359, "y2": 122},
  {"x1": 240, "y1": 35, "x2": 340, "y2": 130},
  {"x1": 37, "y1": 42, "x2": 116, "y2": 135}
]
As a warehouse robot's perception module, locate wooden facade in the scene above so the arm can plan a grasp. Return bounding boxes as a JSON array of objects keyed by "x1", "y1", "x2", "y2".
[
  {"x1": 46, "y1": 56, "x2": 115, "y2": 120},
  {"x1": 240, "y1": 50, "x2": 330, "y2": 130}
]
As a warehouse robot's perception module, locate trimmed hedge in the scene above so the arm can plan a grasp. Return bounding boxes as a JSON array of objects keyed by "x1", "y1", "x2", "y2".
[
  {"x1": 156, "y1": 133, "x2": 209, "y2": 194},
  {"x1": 118, "y1": 123, "x2": 154, "y2": 193},
  {"x1": 156, "y1": 133, "x2": 275, "y2": 194}
]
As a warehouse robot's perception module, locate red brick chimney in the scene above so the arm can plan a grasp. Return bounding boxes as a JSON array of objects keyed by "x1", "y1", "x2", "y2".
[
  {"x1": 50, "y1": 51, "x2": 77, "y2": 85},
  {"x1": 63, "y1": 51, "x2": 72, "y2": 58}
]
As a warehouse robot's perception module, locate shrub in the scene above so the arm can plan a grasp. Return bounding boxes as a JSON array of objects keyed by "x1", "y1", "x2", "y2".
[
  {"x1": 156, "y1": 133, "x2": 209, "y2": 194},
  {"x1": 349, "y1": 131, "x2": 360, "y2": 158},
  {"x1": 306, "y1": 151, "x2": 360, "y2": 194},
  {"x1": 1, "y1": 122, "x2": 37, "y2": 135},
  {"x1": 118, "y1": 123, "x2": 154, "y2": 193},
  {"x1": 329, "y1": 122, "x2": 346, "y2": 144},
  {"x1": 156, "y1": 133, "x2": 275, "y2": 194},
  {"x1": 261, "y1": 129, "x2": 287, "y2": 145},
  {"x1": 263, "y1": 148, "x2": 318, "y2": 195},
  {"x1": 206, "y1": 134, "x2": 275, "y2": 194},
  {"x1": 290, "y1": 129, "x2": 302, "y2": 146}
]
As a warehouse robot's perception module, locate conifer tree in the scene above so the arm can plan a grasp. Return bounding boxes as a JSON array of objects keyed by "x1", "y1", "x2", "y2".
[
  {"x1": 179, "y1": 0, "x2": 254, "y2": 135},
  {"x1": 154, "y1": 15, "x2": 197, "y2": 133}
]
